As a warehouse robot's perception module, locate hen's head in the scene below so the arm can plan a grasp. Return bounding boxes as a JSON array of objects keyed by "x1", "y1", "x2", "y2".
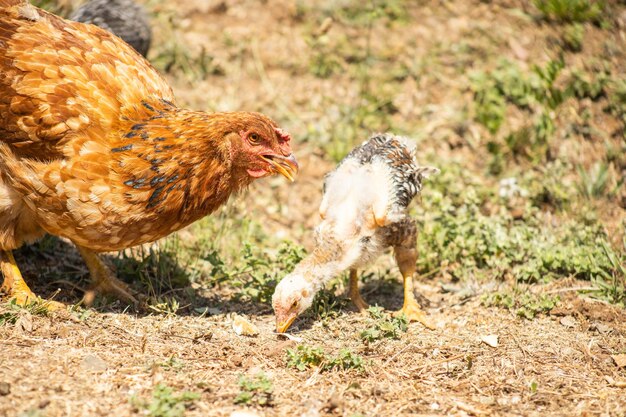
[
  {"x1": 227, "y1": 112, "x2": 298, "y2": 182},
  {"x1": 272, "y1": 272, "x2": 317, "y2": 333}
]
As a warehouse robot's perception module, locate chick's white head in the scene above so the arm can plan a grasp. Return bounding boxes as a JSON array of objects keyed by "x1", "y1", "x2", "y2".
[{"x1": 272, "y1": 272, "x2": 317, "y2": 333}]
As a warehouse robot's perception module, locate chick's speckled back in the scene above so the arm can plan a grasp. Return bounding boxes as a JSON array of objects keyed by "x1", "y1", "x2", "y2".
[
  {"x1": 314, "y1": 133, "x2": 438, "y2": 270},
  {"x1": 341, "y1": 133, "x2": 426, "y2": 210}
]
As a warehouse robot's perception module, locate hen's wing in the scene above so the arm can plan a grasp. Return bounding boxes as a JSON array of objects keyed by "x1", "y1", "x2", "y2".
[{"x1": 0, "y1": 0, "x2": 173, "y2": 161}]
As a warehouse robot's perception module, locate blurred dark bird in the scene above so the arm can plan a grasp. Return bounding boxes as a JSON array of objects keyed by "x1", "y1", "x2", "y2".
[
  {"x1": 272, "y1": 134, "x2": 438, "y2": 333},
  {"x1": 0, "y1": 0, "x2": 298, "y2": 309},
  {"x1": 71, "y1": 0, "x2": 152, "y2": 57}
]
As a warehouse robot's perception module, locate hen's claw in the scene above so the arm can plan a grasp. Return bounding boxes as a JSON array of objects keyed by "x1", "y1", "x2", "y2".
[
  {"x1": 0, "y1": 250, "x2": 65, "y2": 310},
  {"x1": 75, "y1": 245, "x2": 142, "y2": 307}
]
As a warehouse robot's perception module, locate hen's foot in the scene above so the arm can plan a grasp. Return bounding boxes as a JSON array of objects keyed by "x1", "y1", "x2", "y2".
[
  {"x1": 75, "y1": 245, "x2": 142, "y2": 306},
  {"x1": 0, "y1": 250, "x2": 65, "y2": 310},
  {"x1": 393, "y1": 301, "x2": 435, "y2": 330},
  {"x1": 83, "y1": 273, "x2": 140, "y2": 306}
]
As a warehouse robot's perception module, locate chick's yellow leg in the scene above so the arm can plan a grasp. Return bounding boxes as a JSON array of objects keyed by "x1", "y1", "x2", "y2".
[
  {"x1": 75, "y1": 245, "x2": 139, "y2": 306},
  {"x1": 393, "y1": 246, "x2": 434, "y2": 330},
  {"x1": 0, "y1": 250, "x2": 64, "y2": 310},
  {"x1": 348, "y1": 269, "x2": 369, "y2": 311}
]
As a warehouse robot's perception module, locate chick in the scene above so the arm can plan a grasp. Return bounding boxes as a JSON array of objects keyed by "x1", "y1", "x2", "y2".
[{"x1": 272, "y1": 133, "x2": 438, "y2": 332}]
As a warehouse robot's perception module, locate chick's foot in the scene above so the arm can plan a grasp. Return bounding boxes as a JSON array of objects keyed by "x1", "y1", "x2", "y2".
[{"x1": 393, "y1": 301, "x2": 435, "y2": 330}]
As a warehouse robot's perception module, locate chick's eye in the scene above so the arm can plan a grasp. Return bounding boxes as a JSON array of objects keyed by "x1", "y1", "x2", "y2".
[
  {"x1": 248, "y1": 133, "x2": 261, "y2": 145},
  {"x1": 291, "y1": 300, "x2": 299, "y2": 309}
]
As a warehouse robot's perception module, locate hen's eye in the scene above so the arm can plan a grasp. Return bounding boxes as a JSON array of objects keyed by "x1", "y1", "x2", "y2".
[
  {"x1": 249, "y1": 133, "x2": 261, "y2": 144},
  {"x1": 291, "y1": 300, "x2": 298, "y2": 309}
]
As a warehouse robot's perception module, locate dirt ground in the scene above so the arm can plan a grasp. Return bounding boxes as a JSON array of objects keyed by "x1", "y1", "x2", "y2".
[
  {"x1": 1, "y1": 0, "x2": 626, "y2": 416},
  {"x1": 2, "y1": 281, "x2": 625, "y2": 417}
]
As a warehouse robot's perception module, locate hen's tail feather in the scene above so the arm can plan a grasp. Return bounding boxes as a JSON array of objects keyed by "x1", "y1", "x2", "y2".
[{"x1": 0, "y1": 142, "x2": 48, "y2": 198}]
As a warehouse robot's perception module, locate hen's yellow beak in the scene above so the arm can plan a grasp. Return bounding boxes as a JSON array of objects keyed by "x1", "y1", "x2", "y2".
[{"x1": 261, "y1": 154, "x2": 299, "y2": 182}]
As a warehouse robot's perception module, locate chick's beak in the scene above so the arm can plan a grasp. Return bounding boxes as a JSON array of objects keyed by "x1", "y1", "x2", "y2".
[
  {"x1": 261, "y1": 154, "x2": 299, "y2": 182},
  {"x1": 275, "y1": 313, "x2": 297, "y2": 333}
]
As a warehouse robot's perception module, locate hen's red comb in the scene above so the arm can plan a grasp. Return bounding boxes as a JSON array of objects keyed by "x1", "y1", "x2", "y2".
[{"x1": 274, "y1": 127, "x2": 291, "y2": 142}]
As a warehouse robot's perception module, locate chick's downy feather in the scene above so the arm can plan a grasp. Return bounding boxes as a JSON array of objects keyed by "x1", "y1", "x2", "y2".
[{"x1": 272, "y1": 133, "x2": 437, "y2": 330}]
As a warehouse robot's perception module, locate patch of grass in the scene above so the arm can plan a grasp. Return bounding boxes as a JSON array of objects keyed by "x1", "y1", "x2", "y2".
[
  {"x1": 286, "y1": 345, "x2": 365, "y2": 372},
  {"x1": 471, "y1": 58, "x2": 569, "y2": 165},
  {"x1": 205, "y1": 241, "x2": 305, "y2": 305},
  {"x1": 234, "y1": 372, "x2": 274, "y2": 407},
  {"x1": 533, "y1": 0, "x2": 605, "y2": 24},
  {"x1": 114, "y1": 239, "x2": 191, "y2": 307},
  {"x1": 335, "y1": 0, "x2": 409, "y2": 25},
  {"x1": 130, "y1": 384, "x2": 199, "y2": 417},
  {"x1": 570, "y1": 69, "x2": 609, "y2": 101},
  {"x1": 30, "y1": 0, "x2": 73, "y2": 17},
  {"x1": 286, "y1": 345, "x2": 326, "y2": 371},
  {"x1": 562, "y1": 23, "x2": 584, "y2": 52},
  {"x1": 359, "y1": 306, "x2": 408, "y2": 343},
  {"x1": 482, "y1": 290, "x2": 560, "y2": 319},
  {"x1": 576, "y1": 163, "x2": 610, "y2": 199},
  {"x1": 0, "y1": 299, "x2": 52, "y2": 326},
  {"x1": 606, "y1": 78, "x2": 626, "y2": 129},
  {"x1": 588, "y1": 240, "x2": 626, "y2": 307},
  {"x1": 157, "y1": 356, "x2": 185, "y2": 372},
  {"x1": 309, "y1": 277, "x2": 348, "y2": 321},
  {"x1": 417, "y1": 164, "x2": 621, "y2": 287},
  {"x1": 149, "y1": 4, "x2": 224, "y2": 81}
]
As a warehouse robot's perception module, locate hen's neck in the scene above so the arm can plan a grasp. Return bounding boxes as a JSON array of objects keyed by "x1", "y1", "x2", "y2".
[{"x1": 117, "y1": 104, "x2": 249, "y2": 225}]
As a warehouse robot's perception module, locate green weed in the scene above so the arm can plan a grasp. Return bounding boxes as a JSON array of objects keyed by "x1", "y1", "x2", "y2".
[
  {"x1": 334, "y1": 0, "x2": 409, "y2": 25},
  {"x1": 114, "y1": 240, "x2": 191, "y2": 307},
  {"x1": 234, "y1": 372, "x2": 273, "y2": 407},
  {"x1": 533, "y1": 0, "x2": 604, "y2": 23},
  {"x1": 130, "y1": 384, "x2": 199, "y2": 417},
  {"x1": 587, "y1": 240, "x2": 625, "y2": 306},
  {"x1": 570, "y1": 69, "x2": 609, "y2": 101},
  {"x1": 286, "y1": 345, "x2": 326, "y2": 371},
  {"x1": 576, "y1": 163, "x2": 610, "y2": 199},
  {"x1": 562, "y1": 23, "x2": 584, "y2": 52},
  {"x1": 471, "y1": 58, "x2": 569, "y2": 163},
  {"x1": 309, "y1": 278, "x2": 348, "y2": 321},
  {"x1": 0, "y1": 299, "x2": 52, "y2": 325},
  {"x1": 150, "y1": 5, "x2": 224, "y2": 81},
  {"x1": 416, "y1": 164, "x2": 620, "y2": 286},
  {"x1": 606, "y1": 78, "x2": 626, "y2": 129},
  {"x1": 205, "y1": 241, "x2": 305, "y2": 305},
  {"x1": 30, "y1": 0, "x2": 73, "y2": 17},
  {"x1": 359, "y1": 306, "x2": 408, "y2": 343},
  {"x1": 286, "y1": 345, "x2": 365, "y2": 372},
  {"x1": 482, "y1": 290, "x2": 560, "y2": 319}
]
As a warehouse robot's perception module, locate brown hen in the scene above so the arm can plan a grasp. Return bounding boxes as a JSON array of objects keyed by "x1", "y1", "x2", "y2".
[{"x1": 0, "y1": 0, "x2": 298, "y2": 308}]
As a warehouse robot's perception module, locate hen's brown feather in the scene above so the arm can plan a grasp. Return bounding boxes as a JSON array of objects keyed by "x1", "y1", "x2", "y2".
[{"x1": 0, "y1": 1, "x2": 293, "y2": 252}]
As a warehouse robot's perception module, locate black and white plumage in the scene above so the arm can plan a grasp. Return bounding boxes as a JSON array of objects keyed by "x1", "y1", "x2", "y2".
[
  {"x1": 272, "y1": 133, "x2": 438, "y2": 333},
  {"x1": 71, "y1": 0, "x2": 151, "y2": 57}
]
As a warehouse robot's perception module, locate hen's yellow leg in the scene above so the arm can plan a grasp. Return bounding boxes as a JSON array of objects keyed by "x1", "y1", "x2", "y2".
[
  {"x1": 348, "y1": 269, "x2": 369, "y2": 311},
  {"x1": 393, "y1": 246, "x2": 434, "y2": 329},
  {"x1": 0, "y1": 250, "x2": 64, "y2": 310},
  {"x1": 74, "y1": 245, "x2": 139, "y2": 306}
]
